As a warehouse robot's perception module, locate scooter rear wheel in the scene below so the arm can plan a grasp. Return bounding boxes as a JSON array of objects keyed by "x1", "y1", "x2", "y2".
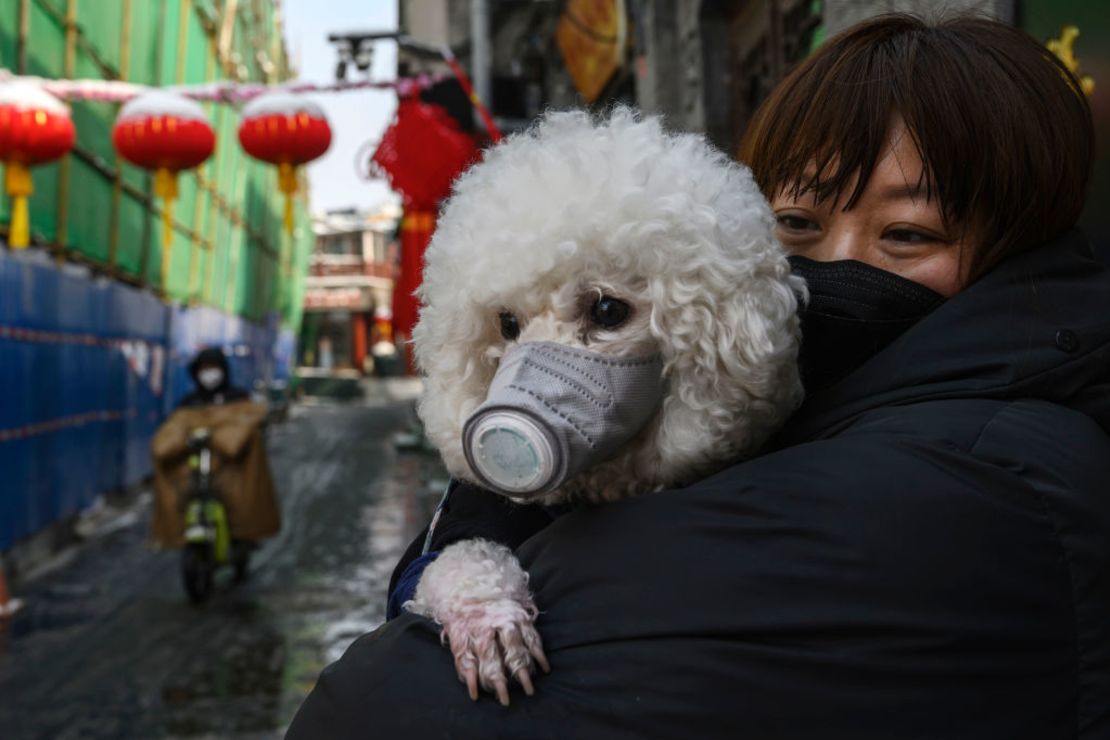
[
  {"x1": 232, "y1": 540, "x2": 252, "y2": 583},
  {"x1": 182, "y1": 543, "x2": 214, "y2": 603}
]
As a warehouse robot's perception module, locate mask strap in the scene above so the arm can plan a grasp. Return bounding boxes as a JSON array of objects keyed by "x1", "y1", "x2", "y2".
[{"x1": 422, "y1": 478, "x2": 457, "y2": 555}]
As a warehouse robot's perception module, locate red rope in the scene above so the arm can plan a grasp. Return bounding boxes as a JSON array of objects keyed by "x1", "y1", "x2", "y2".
[
  {"x1": 0, "y1": 324, "x2": 139, "y2": 347},
  {"x1": 0, "y1": 409, "x2": 137, "y2": 443},
  {"x1": 440, "y1": 51, "x2": 502, "y2": 143}
]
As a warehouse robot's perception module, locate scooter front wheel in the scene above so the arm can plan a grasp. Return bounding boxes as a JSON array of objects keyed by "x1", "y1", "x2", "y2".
[{"x1": 182, "y1": 543, "x2": 215, "y2": 603}]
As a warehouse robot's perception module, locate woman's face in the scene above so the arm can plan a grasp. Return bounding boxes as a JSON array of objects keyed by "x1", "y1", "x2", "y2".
[{"x1": 770, "y1": 121, "x2": 975, "y2": 297}]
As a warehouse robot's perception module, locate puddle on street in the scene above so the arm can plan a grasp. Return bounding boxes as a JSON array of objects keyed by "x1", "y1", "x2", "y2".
[{"x1": 0, "y1": 398, "x2": 444, "y2": 739}]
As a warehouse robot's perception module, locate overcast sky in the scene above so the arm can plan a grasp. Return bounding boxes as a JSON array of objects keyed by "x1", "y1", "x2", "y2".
[{"x1": 282, "y1": 0, "x2": 399, "y2": 214}]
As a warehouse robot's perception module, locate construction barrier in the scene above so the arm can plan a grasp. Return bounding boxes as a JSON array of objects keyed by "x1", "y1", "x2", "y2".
[
  {"x1": 0, "y1": 247, "x2": 292, "y2": 552},
  {"x1": 0, "y1": 0, "x2": 308, "y2": 552}
]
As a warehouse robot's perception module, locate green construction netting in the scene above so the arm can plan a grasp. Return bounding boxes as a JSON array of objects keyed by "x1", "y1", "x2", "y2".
[{"x1": 0, "y1": 0, "x2": 312, "y2": 330}]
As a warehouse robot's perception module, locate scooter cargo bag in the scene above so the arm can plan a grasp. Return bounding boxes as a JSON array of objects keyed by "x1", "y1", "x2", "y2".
[{"x1": 149, "y1": 401, "x2": 280, "y2": 548}]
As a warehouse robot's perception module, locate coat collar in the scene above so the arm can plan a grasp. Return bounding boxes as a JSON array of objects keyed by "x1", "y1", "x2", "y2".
[{"x1": 776, "y1": 230, "x2": 1110, "y2": 444}]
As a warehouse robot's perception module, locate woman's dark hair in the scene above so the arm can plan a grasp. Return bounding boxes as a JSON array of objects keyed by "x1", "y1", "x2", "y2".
[{"x1": 739, "y1": 14, "x2": 1095, "y2": 280}]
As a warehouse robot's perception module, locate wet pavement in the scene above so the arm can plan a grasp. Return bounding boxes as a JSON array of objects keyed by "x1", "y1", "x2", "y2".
[{"x1": 0, "y1": 379, "x2": 445, "y2": 739}]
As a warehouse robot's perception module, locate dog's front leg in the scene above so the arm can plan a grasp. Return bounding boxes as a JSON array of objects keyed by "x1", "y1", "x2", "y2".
[{"x1": 405, "y1": 538, "x2": 550, "y2": 705}]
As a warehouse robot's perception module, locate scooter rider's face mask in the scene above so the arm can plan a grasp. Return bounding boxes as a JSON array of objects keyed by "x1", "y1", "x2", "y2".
[
  {"x1": 197, "y1": 367, "x2": 225, "y2": 391},
  {"x1": 462, "y1": 341, "x2": 665, "y2": 499}
]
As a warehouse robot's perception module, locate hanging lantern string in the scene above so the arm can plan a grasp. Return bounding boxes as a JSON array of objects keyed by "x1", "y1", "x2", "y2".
[
  {"x1": 0, "y1": 69, "x2": 449, "y2": 105},
  {"x1": 436, "y1": 45, "x2": 502, "y2": 143}
]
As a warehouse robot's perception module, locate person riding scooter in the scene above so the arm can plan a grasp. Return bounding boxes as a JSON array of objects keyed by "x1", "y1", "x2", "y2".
[
  {"x1": 149, "y1": 347, "x2": 281, "y2": 601},
  {"x1": 178, "y1": 347, "x2": 250, "y2": 407}
]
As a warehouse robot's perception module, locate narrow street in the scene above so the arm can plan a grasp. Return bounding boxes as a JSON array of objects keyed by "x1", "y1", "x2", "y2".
[{"x1": 0, "y1": 381, "x2": 444, "y2": 739}]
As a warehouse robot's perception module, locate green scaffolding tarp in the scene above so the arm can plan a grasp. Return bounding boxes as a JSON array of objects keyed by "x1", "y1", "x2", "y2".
[{"x1": 0, "y1": 0, "x2": 313, "y2": 330}]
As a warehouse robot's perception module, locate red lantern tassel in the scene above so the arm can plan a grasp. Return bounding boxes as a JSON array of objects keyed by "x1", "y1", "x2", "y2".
[
  {"x1": 154, "y1": 167, "x2": 178, "y2": 289},
  {"x1": 5, "y1": 162, "x2": 33, "y2": 249},
  {"x1": 278, "y1": 161, "x2": 297, "y2": 235}
]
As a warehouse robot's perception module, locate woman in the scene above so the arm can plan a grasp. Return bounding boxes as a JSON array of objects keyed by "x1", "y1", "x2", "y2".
[{"x1": 289, "y1": 14, "x2": 1109, "y2": 739}]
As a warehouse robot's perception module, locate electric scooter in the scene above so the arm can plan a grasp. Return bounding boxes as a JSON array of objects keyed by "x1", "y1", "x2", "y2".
[{"x1": 181, "y1": 427, "x2": 251, "y2": 603}]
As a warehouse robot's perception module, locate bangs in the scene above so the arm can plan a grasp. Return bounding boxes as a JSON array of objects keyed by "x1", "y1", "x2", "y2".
[
  {"x1": 740, "y1": 13, "x2": 1093, "y2": 278},
  {"x1": 743, "y1": 14, "x2": 969, "y2": 222}
]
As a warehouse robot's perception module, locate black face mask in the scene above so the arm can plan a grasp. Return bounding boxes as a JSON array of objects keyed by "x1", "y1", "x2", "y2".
[{"x1": 789, "y1": 256, "x2": 946, "y2": 394}]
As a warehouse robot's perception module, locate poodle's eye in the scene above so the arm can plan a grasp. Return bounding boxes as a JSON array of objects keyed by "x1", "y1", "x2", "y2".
[
  {"x1": 589, "y1": 296, "x2": 630, "y2": 330},
  {"x1": 499, "y1": 311, "x2": 520, "y2": 341}
]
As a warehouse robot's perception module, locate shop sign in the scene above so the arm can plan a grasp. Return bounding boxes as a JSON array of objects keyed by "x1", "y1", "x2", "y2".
[{"x1": 305, "y1": 287, "x2": 369, "y2": 310}]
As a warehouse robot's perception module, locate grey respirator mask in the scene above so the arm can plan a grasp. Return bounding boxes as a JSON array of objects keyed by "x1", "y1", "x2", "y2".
[{"x1": 462, "y1": 341, "x2": 665, "y2": 498}]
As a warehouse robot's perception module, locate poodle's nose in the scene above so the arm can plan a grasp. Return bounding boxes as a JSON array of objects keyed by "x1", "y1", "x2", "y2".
[
  {"x1": 461, "y1": 341, "x2": 664, "y2": 496},
  {"x1": 465, "y1": 411, "x2": 557, "y2": 496}
]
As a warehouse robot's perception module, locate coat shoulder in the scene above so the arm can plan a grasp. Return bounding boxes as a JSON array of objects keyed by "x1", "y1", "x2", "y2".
[{"x1": 837, "y1": 397, "x2": 1110, "y2": 496}]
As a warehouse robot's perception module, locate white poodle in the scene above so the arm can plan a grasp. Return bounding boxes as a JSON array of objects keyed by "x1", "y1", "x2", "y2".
[{"x1": 404, "y1": 108, "x2": 803, "y2": 705}]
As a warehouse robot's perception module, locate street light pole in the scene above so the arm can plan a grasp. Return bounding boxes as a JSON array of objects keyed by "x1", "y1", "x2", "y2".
[{"x1": 470, "y1": 0, "x2": 491, "y2": 130}]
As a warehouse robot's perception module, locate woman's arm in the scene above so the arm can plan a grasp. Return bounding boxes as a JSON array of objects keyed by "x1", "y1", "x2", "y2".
[
  {"x1": 150, "y1": 410, "x2": 191, "y2": 462},
  {"x1": 208, "y1": 401, "x2": 267, "y2": 459},
  {"x1": 386, "y1": 481, "x2": 560, "y2": 617},
  {"x1": 296, "y1": 428, "x2": 1104, "y2": 739}
]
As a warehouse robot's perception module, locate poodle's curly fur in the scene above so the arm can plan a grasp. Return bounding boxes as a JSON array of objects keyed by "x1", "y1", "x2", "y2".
[{"x1": 413, "y1": 108, "x2": 804, "y2": 505}]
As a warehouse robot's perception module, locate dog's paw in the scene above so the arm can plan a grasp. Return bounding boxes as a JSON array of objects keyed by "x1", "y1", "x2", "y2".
[
  {"x1": 405, "y1": 539, "x2": 550, "y2": 705},
  {"x1": 440, "y1": 595, "x2": 550, "y2": 706}
]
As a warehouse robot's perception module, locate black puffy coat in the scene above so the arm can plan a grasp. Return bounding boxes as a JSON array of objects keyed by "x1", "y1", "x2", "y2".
[{"x1": 288, "y1": 231, "x2": 1110, "y2": 739}]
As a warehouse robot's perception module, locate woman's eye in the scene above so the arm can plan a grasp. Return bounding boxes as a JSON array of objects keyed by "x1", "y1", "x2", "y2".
[
  {"x1": 883, "y1": 228, "x2": 937, "y2": 245},
  {"x1": 589, "y1": 296, "x2": 630, "y2": 330},
  {"x1": 775, "y1": 214, "x2": 820, "y2": 233},
  {"x1": 499, "y1": 311, "x2": 520, "y2": 341}
]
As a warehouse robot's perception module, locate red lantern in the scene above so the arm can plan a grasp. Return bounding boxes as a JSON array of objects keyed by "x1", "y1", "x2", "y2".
[
  {"x1": 113, "y1": 91, "x2": 215, "y2": 286},
  {"x1": 370, "y1": 98, "x2": 478, "y2": 209},
  {"x1": 0, "y1": 82, "x2": 75, "y2": 249},
  {"x1": 238, "y1": 91, "x2": 332, "y2": 234}
]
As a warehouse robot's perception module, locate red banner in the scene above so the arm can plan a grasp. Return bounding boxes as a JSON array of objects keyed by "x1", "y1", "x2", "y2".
[{"x1": 392, "y1": 209, "x2": 436, "y2": 375}]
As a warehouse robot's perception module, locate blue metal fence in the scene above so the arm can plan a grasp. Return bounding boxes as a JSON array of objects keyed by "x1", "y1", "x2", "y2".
[{"x1": 0, "y1": 248, "x2": 292, "y2": 551}]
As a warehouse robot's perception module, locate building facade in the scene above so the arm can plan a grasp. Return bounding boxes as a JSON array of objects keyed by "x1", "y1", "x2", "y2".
[
  {"x1": 397, "y1": 0, "x2": 1107, "y2": 243},
  {"x1": 298, "y1": 205, "x2": 399, "y2": 375},
  {"x1": 0, "y1": 0, "x2": 314, "y2": 553}
]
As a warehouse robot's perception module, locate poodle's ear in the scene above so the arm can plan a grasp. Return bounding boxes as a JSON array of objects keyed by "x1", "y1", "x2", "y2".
[
  {"x1": 646, "y1": 255, "x2": 804, "y2": 470},
  {"x1": 412, "y1": 298, "x2": 503, "y2": 479}
]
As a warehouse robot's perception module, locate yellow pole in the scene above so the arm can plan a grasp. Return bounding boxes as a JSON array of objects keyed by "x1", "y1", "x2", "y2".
[
  {"x1": 109, "y1": 0, "x2": 133, "y2": 270},
  {"x1": 169, "y1": 0, "x2": 191, "y2": 297},
  {"x1": 5, "y1": 162, "x2": 32, "y2": 249},
  {"x1": 56, "y1": 0, "x2": 77, "y2": 259},
  {"x1": 16, "y1": 0, "x2": 29, "y2": 73},
  {"x1": 193, "y1": 45, "x2": 217, "y2": 304}
]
